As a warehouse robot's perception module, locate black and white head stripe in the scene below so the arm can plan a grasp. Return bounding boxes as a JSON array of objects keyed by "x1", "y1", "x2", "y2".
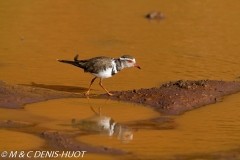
[
  {"x1": 119, "y1": 55, "x2": 136, "y2": 64},
  {"x1": 120, "y1": 55, "x2": 134, "y2": 60}
]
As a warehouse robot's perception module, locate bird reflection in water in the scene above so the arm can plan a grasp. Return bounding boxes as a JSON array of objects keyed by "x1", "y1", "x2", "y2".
[{"x1": 71, "y1": 98, "x2": 133, "y2": 143}]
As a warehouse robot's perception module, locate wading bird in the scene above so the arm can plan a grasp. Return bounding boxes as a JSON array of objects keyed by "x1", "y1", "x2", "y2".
[{"x1": 57, "y1": 54, "x2": 141, "y2": 96}]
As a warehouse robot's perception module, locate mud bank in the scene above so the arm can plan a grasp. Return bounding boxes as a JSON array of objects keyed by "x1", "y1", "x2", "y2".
[
  {"x1": 1, "y1": 80, "x2": 240, "y2": 114},
  {"x1": 38, "y1": 131, "x2": 125, "y2": 154},
  {"x1": 0, "y1": 120, "x2": 34, "y2": 128},
  {"x1": 0, "y1": 81, "x2": 82, "y2": 108},
  {"x1": 103, "y1": 80, "x2": 240, "y2": 115}
]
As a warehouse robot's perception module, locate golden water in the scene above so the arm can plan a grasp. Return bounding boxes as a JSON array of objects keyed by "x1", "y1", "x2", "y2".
[
  {"x1": 0, "y1": 129, "x2": 44, "y2": 151},
  {"x1": 0, "y1": 0, "x2": 240, "y2": 159}
]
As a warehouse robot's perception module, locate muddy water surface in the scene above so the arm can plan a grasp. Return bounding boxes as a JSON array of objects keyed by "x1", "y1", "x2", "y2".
[
  {"x1": 0, "y1": 129, "x2": 44, "y2": 151},
  {"x1": 1, "y1": 0, "x2": 240, "y2": 159}
]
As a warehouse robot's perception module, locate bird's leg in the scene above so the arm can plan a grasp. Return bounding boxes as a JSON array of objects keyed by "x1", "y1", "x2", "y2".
[
  {"x1": 98, "y1": 106, "x2": 101, "y2": 115},
  {"x1": 98, "y1": 98, "x2": 109, "y2": 115},
  {"x1": 85, "y1": 77, "x2": 97, "y2": 96},
  {"x1": 99, "y1": 79, "x2": 114, "y2": 96}
]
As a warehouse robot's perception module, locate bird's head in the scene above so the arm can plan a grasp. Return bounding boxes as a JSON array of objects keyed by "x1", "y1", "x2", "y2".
[{"x1": 120, "y1": 55, "x2": 141, "y2": 69}]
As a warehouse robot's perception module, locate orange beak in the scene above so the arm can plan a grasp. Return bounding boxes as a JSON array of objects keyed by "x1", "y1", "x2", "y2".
[{"x1": 134, "y1": 63, "x2": 141, "y2": 69}]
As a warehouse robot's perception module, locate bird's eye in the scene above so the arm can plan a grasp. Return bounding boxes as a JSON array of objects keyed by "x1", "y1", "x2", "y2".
[{"x1": 127, "y1": 60, "x2": 133, "y2": 63}]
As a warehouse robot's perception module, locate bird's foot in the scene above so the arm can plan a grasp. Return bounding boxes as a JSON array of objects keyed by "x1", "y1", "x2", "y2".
[
  {"x1": 107, "y1": 92, "x2": 114, "y2": 96},
  {"x1": 85, "y1": 91, "x2": 90, "y2": 96}
]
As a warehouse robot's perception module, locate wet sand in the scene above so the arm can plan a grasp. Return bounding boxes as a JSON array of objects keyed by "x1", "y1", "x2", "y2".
[
  {"x1": 0, "y1": 80, "x2": 82, "y2": 109},
  {"x1": 104, "y1": 80, "x2": 240, "y2": 115}
]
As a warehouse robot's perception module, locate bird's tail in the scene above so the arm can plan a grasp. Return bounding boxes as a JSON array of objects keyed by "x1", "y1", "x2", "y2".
[{"x1": 57, "y1": 54, "x2": 85, "y2": 68}]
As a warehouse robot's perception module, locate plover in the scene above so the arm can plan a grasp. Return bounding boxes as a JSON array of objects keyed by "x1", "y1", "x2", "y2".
[{"x1": 57, "y1": 54, "x2": 141, "y2": 96}]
